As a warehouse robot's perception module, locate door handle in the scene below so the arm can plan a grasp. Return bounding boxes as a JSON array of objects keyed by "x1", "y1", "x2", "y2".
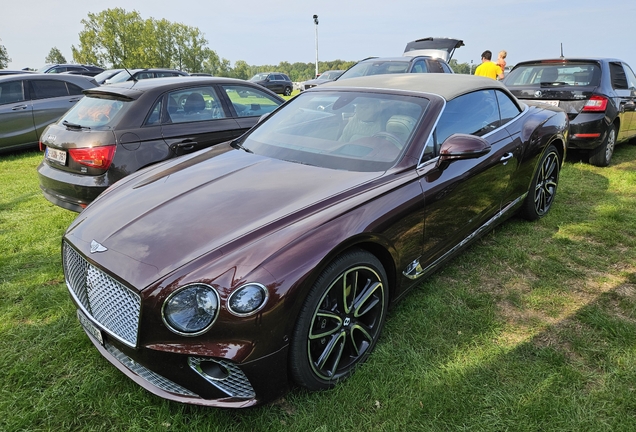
[
  {"x1": 500, "y1": 152, "x2": 514, "y2": 164},
  {"x1": 171, "y1": 140, "x2": 197, "y2": 154},
  {"x1": 11, "y1": 105, "x2": 28, "y2": 111}
]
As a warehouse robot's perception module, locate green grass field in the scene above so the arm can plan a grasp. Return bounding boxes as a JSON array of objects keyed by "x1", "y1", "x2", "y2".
[{"x1": 1, "y1": 143, "x2": 635, "y2": 431}]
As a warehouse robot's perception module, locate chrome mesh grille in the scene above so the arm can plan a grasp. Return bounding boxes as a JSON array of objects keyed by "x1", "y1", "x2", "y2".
[
  {"x1": 189, "y1": 357, "x2": 256, "y2": 399},
  {"x1": 105, "y1": 342, "x2": 198, "y2": 397},
  {"x1": 63, "y1": 242, "x2": 141, "y2": 347}
]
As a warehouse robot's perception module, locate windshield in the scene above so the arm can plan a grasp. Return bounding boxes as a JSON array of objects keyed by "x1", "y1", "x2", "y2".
[
  {"x1": 505, "y1": 62, "x2": 601, "y2": 87},
  {"x1": 338, "y1": 61, "x2": 411, "y2": 80},
  {"x1": 239, "y1": 90, "x2": 427, "y2": 172},
  {"x1": 60, "y1": 94, "x2": 132, "y2": 128},
  {"x1": 250, "y1": 73, "x2": 270, "y2": 81},
  {"x1": 93, "y1": 69, "x2": 122, "y2": 83}
]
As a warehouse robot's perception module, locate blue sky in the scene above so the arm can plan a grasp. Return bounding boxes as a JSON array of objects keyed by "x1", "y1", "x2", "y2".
[{"x1": 3, "y1": 0, "x2": 635, "y2": 72}]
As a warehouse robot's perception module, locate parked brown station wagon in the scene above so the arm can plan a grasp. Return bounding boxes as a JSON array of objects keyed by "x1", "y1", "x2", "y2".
[
  {"x1": 62, "y1": 74, "x2": 567, "y2": 407},
  {"x1": 37, "y1": 76, "x2": 284, "y2": 212}
]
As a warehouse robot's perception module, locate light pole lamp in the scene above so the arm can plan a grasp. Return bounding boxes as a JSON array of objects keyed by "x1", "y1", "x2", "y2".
[{"x1": 313, "y1": 14, "x2": 319, "y2": 78}]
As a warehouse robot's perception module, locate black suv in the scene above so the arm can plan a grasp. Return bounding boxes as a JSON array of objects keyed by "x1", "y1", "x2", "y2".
[
  {"x1": 504, "y1": 58, "x2": 636, "y2": 166},
  {"x1": 249, "y1": 72, "x2": 293, "y2": 96}
]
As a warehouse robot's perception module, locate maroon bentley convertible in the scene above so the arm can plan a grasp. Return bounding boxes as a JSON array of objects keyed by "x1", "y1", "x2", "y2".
[{"x1": 61, "y1": 74, "x2": 568, "y2": 407}]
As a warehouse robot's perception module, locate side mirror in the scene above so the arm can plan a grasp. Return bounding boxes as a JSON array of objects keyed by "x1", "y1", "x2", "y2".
[{"x1": 436, "y1": 133, "x2": 491, "y2": 169}]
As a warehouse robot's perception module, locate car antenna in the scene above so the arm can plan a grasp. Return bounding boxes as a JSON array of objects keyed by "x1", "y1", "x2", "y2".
[
  {"x1": 122, "y1": 66, "x2": 137, "y2": 82},
  {"x1": 560, "y1": 43, "x2": 564, "y2": 59}
]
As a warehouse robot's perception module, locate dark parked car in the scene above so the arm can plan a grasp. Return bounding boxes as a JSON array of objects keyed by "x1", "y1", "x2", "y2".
[
  {"x1": 336, "y1": 37, "x2": 463, "y2": 82},
  {"x1": 38, "y1": 76, "x2": 284, "y2": 211},
  {"x1": 38, "y1": 64, "x2": 104, "y2": 76},
  {"x1": 0, "y1": 73, "x2": 97, "y2": 153},
  {"x1": 300, "y1": 70, "x2": 345, "y2": 91},
  {"x1": 60, "y1": 73, "x2": 568, "y2": 407},
  {"x1": 249, "y1": 72, "x2": 293, "y2": 96},
  {"x1": 104, "y1": 68, "x2": 188, "y2": 84},
  {"x1": 504, "y1": 58, "x2": 636, "y2": 166}
]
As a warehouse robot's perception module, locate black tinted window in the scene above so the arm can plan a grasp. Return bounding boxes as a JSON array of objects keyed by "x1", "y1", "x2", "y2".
[
  {"x1": 30, "y1": 80, "x2": 69, "y2": 99},
  {"x1": 426, "y1": 60, "x2": 444, "y2": 73},
  {"x1": 68, "y1": 84, "x2": 84, "y2": 96},
  {"x1": 505, "y1": 62, "x2": 601, "y2": 87},
  {"x1": 436, "y1": 90, "x2": 499, "y2": 143},
  {"x1": 496, "y1": 90, "x2": 521, "y2": 124},
  {"x1": 0, "y1": 80, "x2": 25, "y2": 104},
  {"x1": 610, "y1": 62, "x2": 629, "y2": 89}
]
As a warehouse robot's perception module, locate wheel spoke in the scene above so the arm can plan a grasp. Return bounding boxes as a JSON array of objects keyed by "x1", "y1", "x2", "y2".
[
  {"x1": 353, "y1": 281, "x2": 383, "y2": 318},
  {"x1": 314, "y1": 331, "x2": 346, "y2": 377},
  {"x1": 347, "y1": 324, "x2": 374, "y2": 356},
  {"x1": 309, "y1": 311, "x2": 342, "y2": 339}
]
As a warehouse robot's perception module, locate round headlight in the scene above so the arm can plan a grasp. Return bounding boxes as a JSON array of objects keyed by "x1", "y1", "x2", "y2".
[
  {"x1": 162, "y1": 284, "x2": 219, "y2": 335},
  {"x1": 227, "y1": 283, "x2": 268, "y2": 316}
]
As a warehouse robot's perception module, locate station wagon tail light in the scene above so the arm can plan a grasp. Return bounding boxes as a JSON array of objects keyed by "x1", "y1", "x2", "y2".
[
  {"x1": 582, "y1": 95, "x2": 608, "y2": 112},
  {"x1": 69, "y1": 145, "x2": 116, "y2": 169}
]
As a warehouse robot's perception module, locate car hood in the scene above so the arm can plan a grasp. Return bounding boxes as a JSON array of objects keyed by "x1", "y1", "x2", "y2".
[
  {"x1": 65, "y1": 145, "x2": 382, "y2": 290},
  {"x1": 402, "y1": 37, "x2": 464, "y2": 61}
]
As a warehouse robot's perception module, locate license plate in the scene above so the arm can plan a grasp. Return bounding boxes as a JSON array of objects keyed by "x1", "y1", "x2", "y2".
[
  {"x1": 46, "y1": 147, "x2": 67, "y2": 165},
  {"x1": 77, "y1": 310, "x2": 103, "y2": 345},
  {"x1": 527, "y1": 99, "x2": 560, "y2": 107}
]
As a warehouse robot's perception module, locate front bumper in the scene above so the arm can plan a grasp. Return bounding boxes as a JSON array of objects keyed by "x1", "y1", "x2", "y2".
[{"x1": 80, "y1": 323, "x2": 290, "y2": 408}]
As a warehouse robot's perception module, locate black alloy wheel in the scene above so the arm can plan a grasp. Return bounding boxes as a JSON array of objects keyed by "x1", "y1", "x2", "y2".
[
  {"x1": 284, "y1": 86, "x2": 292, "y2": 96},
  {"x1": 519, "y1": 144, "x2": 560, "y2": 221},
  {"x1": 290, "y1": 249, "x2": 388, "y2": 390}
]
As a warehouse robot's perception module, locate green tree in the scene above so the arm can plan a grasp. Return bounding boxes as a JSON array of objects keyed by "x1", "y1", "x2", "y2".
[
  {"x1": 449, "y1": 59, "x2": 472, "y2": 75},
  {"x1": 45, "y1": 47, "x2": 67, "y2": 64},
  {"x1": 72, "y1": 8, "x2": 145, "y2": 68},
  {"x1": 0, "y1": 39, "x2": 10, "y2": 69}
]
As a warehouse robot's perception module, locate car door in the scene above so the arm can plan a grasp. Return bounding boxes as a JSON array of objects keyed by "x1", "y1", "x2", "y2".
[
  {"x1": 620, "y1": 63, "x2": 636, "y2": 136},
  {"x1": 28, "y1": 79, "x2": 84, "y2": 139},
  {"x1": 609, "y1": 62, "x2": 636, "y2": 141},
  {"x1": 270, "y1": 75, "x2": 284, "y2": 94},
  {"x1": 0, "y1": 78, "x2": 37, "y2": 150},
  {"x1": 161, "y1": 85, "x2": 242, "y2": 156},
  {"x1": 417, "y1": 89, "x2": 519, "y2": 267}
]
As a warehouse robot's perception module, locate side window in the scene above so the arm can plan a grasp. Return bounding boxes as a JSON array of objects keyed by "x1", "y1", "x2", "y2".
[
  {"x1": 610, "y1": 62, "x2": 629, "y2": 89},
  {"x1": 426, "y1": 60, "x2": 444, "y2": 73},
  {"x1": 435, "y1": 90, "x2": 500, "y2": 144},
  {"x1": 411, "y1": 60, "x2": 428, "y2": 73},
  {"x1": 165, "y1": 86, "x2": 225, "y2": 124},
  {"x1": 440, "y1": 62, "x2": 453, "y2": 73},
  {"x1": 30, "y1": 80, "x2": 69, "y2": 99},
  {"x1": 67, "y1": 83, "x2": 84, "y2": 96},
  {"x1": 0, "y1": 80, "x2": 25, "y2": 104},
  {"x1": 495, "y1": 90, "x2": 521, "y2": 125},
  {"x1": 623, "y1": 63, "x2": 636, "y2": 89},
  {"x1": 137, "y1": 72, "x2": 154, "y2": 80},
  {"x1": 144, "y1": 99, "x2": 162, "y2": 126},
  {"x1": 221, "y1": 84, "x2": 282, "y2": 117}
]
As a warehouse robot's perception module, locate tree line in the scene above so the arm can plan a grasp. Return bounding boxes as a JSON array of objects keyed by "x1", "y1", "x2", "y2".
[{"x1": 1, "y1": 8, "x2": 473, "y2": 80}]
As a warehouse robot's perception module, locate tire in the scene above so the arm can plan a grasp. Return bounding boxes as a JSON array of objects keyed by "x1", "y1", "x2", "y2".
[
  {"x1": 519, "y1": 144, "x2": 560, "y2": 221},
  {"x1": 283, "y1": 87, "x2": 292, "y2": 96},
  {"x1": 589, "y1": 123, "x2": 616, "y2": 167},
  {"x1": 290, "y1": 249, "x2": 388, "y2": 391}
]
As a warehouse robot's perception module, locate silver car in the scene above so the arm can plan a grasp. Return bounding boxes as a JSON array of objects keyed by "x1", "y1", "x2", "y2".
[{"x1": 0, "y1": 73, "x2": 97, "y2": 152}]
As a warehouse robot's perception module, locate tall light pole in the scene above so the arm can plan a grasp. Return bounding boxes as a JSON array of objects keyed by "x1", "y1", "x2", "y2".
[{"x1": 313, "y1": 14, "x2": 319, "y2": 78}]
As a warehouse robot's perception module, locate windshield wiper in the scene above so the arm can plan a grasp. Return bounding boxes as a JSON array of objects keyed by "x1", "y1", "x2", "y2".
[
  {"x1": 230, "y1": 139, "x2": 253, "y2": 153},
  {"x1": 63, "y1": 120, "x2": 90, "y2": 130}
]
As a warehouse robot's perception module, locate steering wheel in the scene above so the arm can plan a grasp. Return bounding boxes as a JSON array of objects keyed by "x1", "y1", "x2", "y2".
[{"x1": 372, "y1": 132, "x2": 403, "y2": 149}]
